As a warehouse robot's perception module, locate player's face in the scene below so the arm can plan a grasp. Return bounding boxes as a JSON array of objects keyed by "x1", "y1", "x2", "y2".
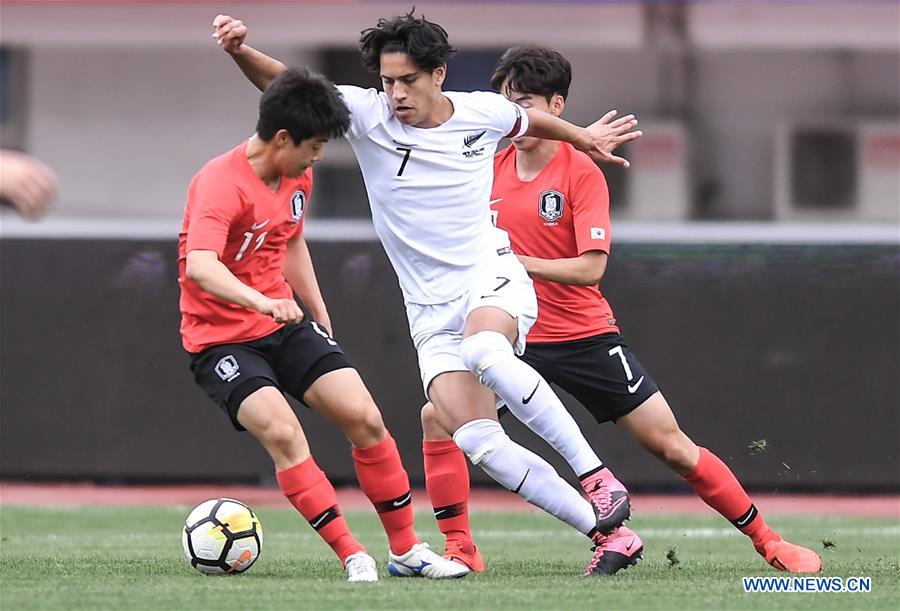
[
  {"x1": 277, "y1": 134, "x2": 327, "y2": 177},
  {"x1": 380, "y1": 52, "x2": 446, "y2": 127},
  {"x1": 502, "y1": 85, "x2": 565, "y2": 152}
]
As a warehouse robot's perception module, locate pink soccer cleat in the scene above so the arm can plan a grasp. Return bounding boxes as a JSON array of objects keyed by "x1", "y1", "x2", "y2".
[
  {"x1": 584, "y1": 526, "x2": 643, "y2": 576},
  {"x1": 581, "y1": 467, "x2": 632, "y2": 534}
]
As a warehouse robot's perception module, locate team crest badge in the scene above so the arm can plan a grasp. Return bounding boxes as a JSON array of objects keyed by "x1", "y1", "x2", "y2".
[
  {"x1": 215, "y1": 355, "x2": 241, "y2": 382},
  {"x1": 462, "y1": 130, "x2": 487, "y2": 158},
  {"x1": 538, "y1": 190, "x2": 565, "y2": 222},
  {"x1": 290, "y1": 191, "x2": 306, "y2": 223},
  {"x1": 463, "y1": 130, "x2": 486, "y2": 148}
]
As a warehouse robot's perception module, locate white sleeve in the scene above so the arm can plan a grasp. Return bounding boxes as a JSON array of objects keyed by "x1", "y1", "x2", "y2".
[
  {"x1": 336, "y1": 85, "x2": 389, "y2": 141},
  {"x1": 480, "y1": 92, "x2": 530, "y2": 139}
]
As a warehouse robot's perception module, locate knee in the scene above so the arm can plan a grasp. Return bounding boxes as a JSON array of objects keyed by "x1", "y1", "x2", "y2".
[
  {"x1": 260, "y1": 420, "x2": 304, "y2": 457},
  {"x1": 459, "y1": 331, "x2": 512, "y2": 381},
  {"x1": 650, "y1": 431, "x2": 697, "y2": 472},
  {"x1": 420, "y1": 402, "x2": 438, "y2": 428},
  {"x1": 420, "y1": 402, "x2": 447, "y2": 439},
  {"x1": 344, "y1": 398, "x2": 386, "y2": 446},
  {"x1": 452, "y1": 418, "x2": 506, "y2": 465}
]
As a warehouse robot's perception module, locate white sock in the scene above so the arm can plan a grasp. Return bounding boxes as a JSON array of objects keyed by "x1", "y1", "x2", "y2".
[
  {"x1": 460, "y1": 331, "x2": 603, "y2": 477},
  {"x1": 453, "y1": 419, "x2": 596, "y2": 535}
]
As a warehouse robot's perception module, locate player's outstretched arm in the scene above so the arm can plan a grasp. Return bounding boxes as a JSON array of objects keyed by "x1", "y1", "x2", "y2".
[
  {"x1": 284, "y1": 235, "x2": 333, "y2": 335},
  {"x1": 186, "y1": 250, "x2": 303, "y2": 324},
  {"x1": 524, "y1": 109, "x2": 642, "y2": 168},
  {"x1": 212, "y1": 15, "x2": 287, "y2": 92}
]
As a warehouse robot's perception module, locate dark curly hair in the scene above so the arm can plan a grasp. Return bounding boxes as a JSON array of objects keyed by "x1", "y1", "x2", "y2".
[
  {"x1": 490, "y1": 46, "x2": 572, "y2": 102},
  {"x1": 257, "y1": 67, "x2": 351, "y2": 144},
  {"x1": 359, "y1": 9, "x2": 456, "y2": 74}
]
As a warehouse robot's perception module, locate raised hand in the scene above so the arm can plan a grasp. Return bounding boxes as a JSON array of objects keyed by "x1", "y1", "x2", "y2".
[
  {"x1": 584, "y1": 110, "x2": 643, "y2": 168},
  {"x1": 212, "y1": 14, "x2": 248, "y2": 54}
]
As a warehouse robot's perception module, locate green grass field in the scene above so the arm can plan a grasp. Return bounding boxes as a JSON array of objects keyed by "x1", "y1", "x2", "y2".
[{"x1": 1, "y1": 506, "x2": 897, "y2": 610}]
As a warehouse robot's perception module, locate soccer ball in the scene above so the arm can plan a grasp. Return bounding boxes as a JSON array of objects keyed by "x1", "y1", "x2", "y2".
[{"x1": 182, "y1": 498, "x2": 263, "y2": 575}]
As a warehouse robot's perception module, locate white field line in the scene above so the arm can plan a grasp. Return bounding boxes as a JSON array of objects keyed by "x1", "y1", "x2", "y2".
[
  {"x1": 470, "y1": 526, "x2": 900, "y2": 540},
  {"x1": 14, "y1": 525, "x2": 898, "y2": 545}
]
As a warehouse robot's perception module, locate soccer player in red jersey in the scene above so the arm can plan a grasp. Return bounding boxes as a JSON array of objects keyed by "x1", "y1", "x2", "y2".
[
  {"x1": 178, "y1": 67, "x2": 468, "y2": 581},
  {"x1": 421, "y1": 47, "x2": 822, "y2": 575}
]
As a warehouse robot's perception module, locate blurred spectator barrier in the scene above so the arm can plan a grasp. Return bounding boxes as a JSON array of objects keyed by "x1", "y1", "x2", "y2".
[{"x1": 1, "y1": 225, "x2": 897, "y2": 491}]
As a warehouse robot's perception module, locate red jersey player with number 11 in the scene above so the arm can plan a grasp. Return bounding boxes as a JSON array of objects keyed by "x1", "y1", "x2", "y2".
[
  {"x1": 423, "y1": 47, "x2": 822, "y2": 575},
  {"x1": 178, "y1": 67, "x2": 468, "y2": 582}
]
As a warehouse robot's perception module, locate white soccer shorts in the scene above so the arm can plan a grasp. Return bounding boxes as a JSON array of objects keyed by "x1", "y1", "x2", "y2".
[{"x1": 405, "y1": 250, "x2": 538, "y2": 397}]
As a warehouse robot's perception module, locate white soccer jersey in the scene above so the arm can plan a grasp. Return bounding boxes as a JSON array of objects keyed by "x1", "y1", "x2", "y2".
[{"x1": 337, "y1": 85, "x2": 529, "y2": 304}]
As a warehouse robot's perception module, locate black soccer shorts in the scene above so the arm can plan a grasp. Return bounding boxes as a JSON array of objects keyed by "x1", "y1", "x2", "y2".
[
  {"x1": 509, "y1": 332, "x2": 660, "y2": 424},
  {"x1": 189, "y1": 320, "x2": 353, "y2": 431}
]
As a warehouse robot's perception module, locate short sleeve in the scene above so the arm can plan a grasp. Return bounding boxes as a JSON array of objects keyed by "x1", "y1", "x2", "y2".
[
  {"x1": 479, "y1": 92, "x2": 529, "y2": 139},
  {"x1": 571, "y1": 165, "x2": 612, "y2": 255},
  {"x1": 184, "y1": 171, "x2": 243, "y2": 257},
  {"x1": 337, "y1": 85, "x2": 390, "y2": 141}
]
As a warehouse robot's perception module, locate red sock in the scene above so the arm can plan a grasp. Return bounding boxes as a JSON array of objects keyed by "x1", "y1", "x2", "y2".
[
  {"x1": 276, "y1": 457, "x2": 365, "y2": 566},
  {"x1": 423, "y1": 439, "x2": 473, "y2": 544},
  {"x1": 352, "y1": 433, "x2": 419, "y2": 555},
  {"x1": 682, "y1": 447, "x2": 779, "y2": 551}
]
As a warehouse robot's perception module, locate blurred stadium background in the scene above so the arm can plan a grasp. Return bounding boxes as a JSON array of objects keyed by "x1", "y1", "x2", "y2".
[{"x1": 0, "y1": 0, "x2": 898, "y2": 495}]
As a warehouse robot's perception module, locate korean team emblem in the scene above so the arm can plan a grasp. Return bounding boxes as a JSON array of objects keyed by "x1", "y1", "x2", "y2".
[
  {"x1": 215, "y1": 355, "x2": 241, "y2": 382},
  {"x1": 538, "y1": 190, "x2": 565, "y2": 222},
  {"x1": 290, "y1": 191, "x2": 306, "y2": 223}
]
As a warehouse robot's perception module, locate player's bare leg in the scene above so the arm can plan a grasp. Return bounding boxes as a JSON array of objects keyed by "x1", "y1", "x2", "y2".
[
  {"x1": 304, "y1": 368, "x2": 468, "y2": 579},
  {"x1": 238, "y1": 387, "x2": 312, "y2": 470},
  {"x1": 461, "y1": 305, "x2": 632, "y2": 533},
  {"x1": 613, "y1": 392, "x2": 698, "y2": 473},
  {"x1": 302, "y1": 367, "x2": 386, "y2": 448},
  {"x1": 236, "y1": 386, "x2": 374, "y2": 580},
  {"x1": 617, "y1": 392, "x2": 822, "y2": 573}
]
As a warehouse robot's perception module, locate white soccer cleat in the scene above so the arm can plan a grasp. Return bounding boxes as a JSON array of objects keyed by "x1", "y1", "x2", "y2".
[
  {"x1": 345, "y1": 551, "x2": 378, "y2": 582},
  {"x1": 388, "y1": 542, "x2": 469, "y2": 579}
]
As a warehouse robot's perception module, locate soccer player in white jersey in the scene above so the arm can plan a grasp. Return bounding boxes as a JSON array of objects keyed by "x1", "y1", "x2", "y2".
[{"x1": 212, "y1": 10, "x2": 642, "y2": 574}]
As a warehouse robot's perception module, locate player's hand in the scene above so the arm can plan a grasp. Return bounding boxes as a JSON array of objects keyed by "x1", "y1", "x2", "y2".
[
  {"x1": 583, "y1": 110, "x2": 642, "y2": 168},
  {"x1": 212, "y1": 14, "x2": 247, "y2": 54},
  {"x1": 0, "y1": 150, "x2": 57, "y2": 220},
  {"x1": 260, "y1": 298, "x2": 304, "y2": 325}
]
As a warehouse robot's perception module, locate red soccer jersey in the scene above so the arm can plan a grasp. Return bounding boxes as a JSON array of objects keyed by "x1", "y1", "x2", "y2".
[
  {"x1": 177, "y1": 141, "x2": 311, "y2": 353},
  {"x1": 491, "y1": 142, "x2": 619, "y2": 343}
]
